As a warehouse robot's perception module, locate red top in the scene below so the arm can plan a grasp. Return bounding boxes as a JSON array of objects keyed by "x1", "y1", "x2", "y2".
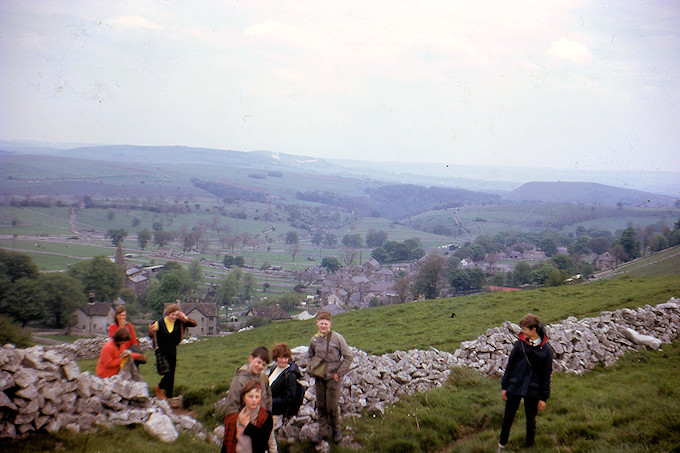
[
  {"x1": 108, "y1": 322, "x2": 139, "y2": 351},
  {"x1": 96, "y1": 339, "x2": 127, "y2": 378}
]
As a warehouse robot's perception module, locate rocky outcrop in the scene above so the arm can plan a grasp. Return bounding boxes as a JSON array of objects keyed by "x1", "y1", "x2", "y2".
[
  {"x1": 453, "y1": 298, "x2": 680, "y2": 376},
  {"x1": 48, "y1": 336, "x2": 155, "y2": 361},
  {"x1": 0, "y1": 345, "x2": 207, "y2": 442}
]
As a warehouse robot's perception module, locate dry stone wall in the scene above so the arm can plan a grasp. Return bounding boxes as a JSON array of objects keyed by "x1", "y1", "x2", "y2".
[
  {"x1": 2, "y1": 298, "x2": 678, "y2": 444},
  {"x1": 0, "y1": 345, "x2": 207, "y2": 442},
  {"x1": 452, "y1": 298, "x2": 680, "y2": 376}
]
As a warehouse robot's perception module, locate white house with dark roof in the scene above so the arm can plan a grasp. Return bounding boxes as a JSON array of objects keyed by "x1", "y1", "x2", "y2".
[{"x1": 71, "y1": 302, "x2": 114, "y2": 335}]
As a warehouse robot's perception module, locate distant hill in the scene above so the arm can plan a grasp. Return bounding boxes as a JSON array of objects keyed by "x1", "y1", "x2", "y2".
[{"x1": 505, "y1": 181, "x2": 678, "y2": 207}]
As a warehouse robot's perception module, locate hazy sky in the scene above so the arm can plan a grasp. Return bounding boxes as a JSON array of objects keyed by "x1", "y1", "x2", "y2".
[{"x1": 1, "y1": 1, "x2": 679, "y2": 172}]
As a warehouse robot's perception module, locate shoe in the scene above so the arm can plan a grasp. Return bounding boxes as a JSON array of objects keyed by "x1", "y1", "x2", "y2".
[
  {"x1": 497, "y1": 443, "x2": 505, "y2": 453},
  {"x1": 154, "y1": 385, "x2": 166, "y2": 399}
]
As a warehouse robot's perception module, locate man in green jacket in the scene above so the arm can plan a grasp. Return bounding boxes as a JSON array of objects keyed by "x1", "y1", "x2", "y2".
[{"x1": 308, "y1": 310, "x2": 353, "y2": 443}]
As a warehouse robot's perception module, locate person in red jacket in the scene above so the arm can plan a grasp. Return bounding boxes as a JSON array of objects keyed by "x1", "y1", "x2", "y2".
[
  {"x1": 97, "y1": 328, "x2": 145, "y2": 378},
  {"x1": 108, "y1": 306, "x2": 147, "y2": 365}
]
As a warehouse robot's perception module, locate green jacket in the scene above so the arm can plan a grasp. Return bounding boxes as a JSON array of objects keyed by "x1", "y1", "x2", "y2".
[
  {"x1": 308, "y1": 331, "x2": 353, "y2": 380},
  {"x1": 224, "y1": 364, "x2": 272, "y2": 415}
]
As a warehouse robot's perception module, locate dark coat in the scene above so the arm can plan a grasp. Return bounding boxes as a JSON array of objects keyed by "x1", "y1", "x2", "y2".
[
  {"x1": 501, "y1": 333, "x2": 554, "y2": 402},
  {"x1": 269, "y1": 361, "x2": 302, "y2": 416}
]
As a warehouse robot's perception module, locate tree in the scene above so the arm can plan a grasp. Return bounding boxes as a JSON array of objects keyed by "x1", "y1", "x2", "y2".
[
  {"x1": 0, "y1": 249, "x2": 39, "y2": 283},
  {"x1": 288, "y1": 241, "x2": 300, "y2": 263},
  {"x1": 468, "y1": 268, "x2": 487, "y2": 290},
  {"x1": 366, "y1": 230, "x2": 388, "y2": 248},
  {"x1": 412, "y1": 254, "x2": 447, "y2": 299},
  {"x1": 240, "y1": 272, "x2": 258, "y2": 301},
  {"x1": 285, "y1": 231, "x2": 299, "y2": 246},
  {"x1": 277, "y1": 292, "x2": 300, "y2": 312},
  {"x1": 569, "y1": 236, "x2": 591, "y2": 256},
  {"x1": 146, "y1": 268, "x2": 195, "y2": 316},
  {"x1": 512, "y1": 261, "x2": 532, "y2": 287},
  {"x1": 618, "y1": 227, "x2": 640, "y2": 261},
  {"x1": 3, "y1": 277, "x2": 44, "y2": 327},
  {"x1": 589, "y1": 237, "x2": 611, "y2": 255},
  {"x1": 649, "y1": 233, "x2": 669, "y2": 252},
  {"x1": 188, "y1": 259, "x2": 203, "y2": 283},
  {"x1": 531, "y1": 262, "x2": 558, "y2": 286},
  {"x1": 218, "y1": 268, "x2": 242, "y2": 307},
  {"x1": 321, "y1": 257, "x2": 341, "y2": 273},
  {"x1": 105, "y1": 228, "x2": 128, "y2": 247},
  {"x1": 546, "y1": 269, "x2": 568, "y2": 287},
  {"x1": 311, "y1": 230, "x2": 324, "y2": 247},
  {"x1": 539, "y1": 237, "x2": 558, "y2": 257},
  {"x1": 137, "y1": 229, "x2": 152, "y2": 250},
  {"x1": 153, "y1": 230, "x2": 174, "y2": 248},
  {"x1": 342, "y1": 234, "x2": 364, "y2": 248},
  {"x1": 551, "y1": 254, "x2": 575, "y2": 275},
  {"x1": 131, "y1": 217, "x2": 141, "y2": 228},
  {"x1": 323, "y1": 233, "x2": 337, "y2": 248},
  {"x1": 38, "y1": 273, "x2": 85, "y2": 328},
  {"x1": 393, "y1": 276, "x2": 411, "y2": 303},
  {"x1": 371, "y1": 247, "x2": 390, "y2": 263},
  {"x1": 67, "y1": 256, "x2": 124, "y2": 302},
  {"x1": 449, "y1": 269, "x2": 472, "y2": 292}
]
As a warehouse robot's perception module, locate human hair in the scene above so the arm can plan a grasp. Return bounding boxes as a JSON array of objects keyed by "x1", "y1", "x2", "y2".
[
  {"x1": 519, "y1": 314, "x2": 542, "y2": 331},
  {"x1": 317, "y1": 310, "x2": 332, "y2": 321},
  {"x1": 240, "y1": 379, "x2": 262, "y2": 407},
  {"x1": 165, "y1": 303, "x2": 180, "y2": 315},
  {"x1": 113, "y1": 305, "x2": 126, "y2": 324},
  {"x1": 112, "y1": 327, "x2": 131, "y2": 343},
  {"x1": 251, "y1": 346, "x2": 270, "y2": 363},
  {"x1": 272, "y1": 343, "x2": 291, "y2": 361}
]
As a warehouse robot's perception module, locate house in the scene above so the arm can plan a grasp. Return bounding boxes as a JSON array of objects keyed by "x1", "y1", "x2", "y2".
[
  {"x1": 327, "y1": 291, "x2": 347, "y2": 307},
  {"x1": 245, "y1": 305, "x2": 291, "y2": 321},
  {"x1": 508, "y1": 251, "x2": 523, "y2": 260},
  {"x1": 595, "y1": 252, "x2": 619, "y2": 270},
  {"x1": 181, "y1": 302, "x2": 218, "y2": 336},
  {"x1": 125, "y1": 266, "x2": 150, "y2": 296},
  {"x1": 319, "y1": 303, "x2": 347, "y2": 316},
  {"x1": 71, "y1": 302, "x2": 114, "y2": 335},
  {"x1": 522, "y1": 250, "x2": 547, "y2": 261},
  {"x1": 294, "y1": 309, "x2": 317, "y2": 320}
]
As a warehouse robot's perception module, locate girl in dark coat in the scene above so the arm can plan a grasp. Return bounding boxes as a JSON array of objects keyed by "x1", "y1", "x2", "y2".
[
  {"x1": 498, "y1": 314, "x2": 554, "y2": 451},
  {"x1": 222, "y1": 380, "x2": 273, "y2": 453},
  {"x1": 268, "y1": 343, "x2": 302, "y2": 420}
]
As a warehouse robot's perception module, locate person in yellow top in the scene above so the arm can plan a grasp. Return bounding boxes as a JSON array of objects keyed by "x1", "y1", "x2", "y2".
[{"x1": 148, "y1": 303, "x2": 197, "y2": 400}]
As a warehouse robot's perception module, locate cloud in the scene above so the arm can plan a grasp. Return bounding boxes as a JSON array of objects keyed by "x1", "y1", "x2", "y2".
[
  {"x1": 547, "y1": 38, "x2": 593, "y2": 64},
  {"x1": 108, "y1": 15, "x2": 163, "y2": 30}
]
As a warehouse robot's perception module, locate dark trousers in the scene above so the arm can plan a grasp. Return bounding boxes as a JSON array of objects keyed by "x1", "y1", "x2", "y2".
[
  {"x1": 315, "y1": 377, "x2": 341, "y2": 438},
  {"x1": 499, "y1": 393, "x2": 539, "y2": 447},
  {"x1": 159, "y1": 353, "x2": 177, "y2": 398}
]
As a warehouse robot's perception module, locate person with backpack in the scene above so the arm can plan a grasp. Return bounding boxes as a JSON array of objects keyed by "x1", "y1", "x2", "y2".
[
  {"x1": 498, "y1": 313, "x2": 554, "y2": 452},
  {"x1": 268, "y1": 343, "x2": 304, "y2": 430}
]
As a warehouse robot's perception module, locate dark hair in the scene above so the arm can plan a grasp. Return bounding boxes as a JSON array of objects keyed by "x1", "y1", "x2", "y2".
[
  {"x1": 317, "y1": 310, "x2": 332, "y2": 321},
  {"x1": 112, "y1": 327, "x2": 131, "y2": 343},
  {"x1": 251, "y1": 346, "x2": 270, "y2": 363},
  {"x1": 272, "y1": 343, "x2": 291, "y2": 361},
  {"x1": 519, "y1": 314, "x2": 541, "y2": 330},
  {"x1": 240, "y1": 379, "x2": 262, "y2": 407}
]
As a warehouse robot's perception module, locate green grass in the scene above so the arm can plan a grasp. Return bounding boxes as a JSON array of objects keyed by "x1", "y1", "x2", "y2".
[
  {"x1": 611, "y1": 247, "x2": 680, "y2": 277},
  {"x1": 350, "y1": 341, "x2": 680, "y2": 452},
  {"x1": 7, "y1": 275, "x2": 680, "y2": 452}
]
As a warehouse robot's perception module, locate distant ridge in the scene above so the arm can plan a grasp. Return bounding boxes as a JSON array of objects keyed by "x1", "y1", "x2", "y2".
[{"x1": 505, "y1": 181, "x2": 677, "y2": 207}]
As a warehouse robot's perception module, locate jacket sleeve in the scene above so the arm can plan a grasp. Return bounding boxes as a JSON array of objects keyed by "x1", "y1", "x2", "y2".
[
  {"x1": 108, "y1": 324, "x2": 117, "y2": 338},
  {"x1": 279, "y1": 370, "x2": 298, "y2": 408},
  {"x1": 224, "y1": 376, "x2": 243, "y2": 415},
  {"x1": 539, "y1": 344, "x2": 554, "y2": 402},
  {"x1": 128, "y1": 323, "x2": 139, "y2": 346},
  {"x1": 243, "y1": 412, "x2": 273, "y2": 453},
  {"x1": 308, "y1": 337, "x2": 316, "y2": 357},
  {"x1": 501, "y1": 342, "x2": 520, "y2": 390},
  {"x1": 336, "y1": 334, "x2": 353, "y2": 378},
  {"x1": 261, "y1": 372, "x2": 272, "y2": 411}
]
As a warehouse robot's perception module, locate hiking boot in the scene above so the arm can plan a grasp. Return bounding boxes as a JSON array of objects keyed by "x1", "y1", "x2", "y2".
[
  {"x1": 154, "y1": 385, "x2": 166, "y2": 399},
  {"x1": 497, "y1": 443, "x2": 506, "y2": 453}
]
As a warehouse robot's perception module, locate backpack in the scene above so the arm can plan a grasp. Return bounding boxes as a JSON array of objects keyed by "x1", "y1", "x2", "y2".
[{"x1": 286, "y1": 365, "x2": 306, "y2": 417}]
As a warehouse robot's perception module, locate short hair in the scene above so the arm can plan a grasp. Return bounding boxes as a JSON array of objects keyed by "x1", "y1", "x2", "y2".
[
  {"x1": 240, "y1": 379, "x2": 262, "y2": 406},
  {"x1": 165, "y1": 303, "x2": 180, "y2": 315},
  {"x1": 251, "y1": 346, "x2": 270, "y2": 363},
  {"x1": 519, "y1": 314, "x2": 541, "y2": 330},
  {"x1": 112, "y1": 327, "x2": 131, "y2": 343},
  {"x1": 114, "y1": 305, "x2": 126, "y2": 317},
  {"x1": 272, "y1": 343, "x2": 291, "y2": 361},
  {"x1": 317, "y1": 310, "x2": 332, "y2": 321}
]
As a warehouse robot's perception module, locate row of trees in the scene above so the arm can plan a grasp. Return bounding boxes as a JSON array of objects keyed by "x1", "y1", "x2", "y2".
[{"x1": 0, "y1": 251, "x2": 125, "y2": 328}]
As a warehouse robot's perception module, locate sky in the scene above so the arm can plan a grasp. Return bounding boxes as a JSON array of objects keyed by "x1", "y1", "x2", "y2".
[{"x1": 1, "y1": 1, "x2": 679, "y2": 173}]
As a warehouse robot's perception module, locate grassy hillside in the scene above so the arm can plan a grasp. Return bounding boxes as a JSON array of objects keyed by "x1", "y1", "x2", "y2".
[{"x1": 2, "y1": 276, "x2": 678, "y2": 451}]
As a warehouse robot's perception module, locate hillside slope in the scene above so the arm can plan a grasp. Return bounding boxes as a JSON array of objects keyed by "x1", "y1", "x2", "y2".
[{"x1": 505, "y1": 181, "x2": 677, "y2": 207}]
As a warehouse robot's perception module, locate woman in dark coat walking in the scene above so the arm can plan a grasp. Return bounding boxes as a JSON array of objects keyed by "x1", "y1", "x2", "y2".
[{"x1": 498, "y1": 313, "x2": 554, "y2": 451}]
